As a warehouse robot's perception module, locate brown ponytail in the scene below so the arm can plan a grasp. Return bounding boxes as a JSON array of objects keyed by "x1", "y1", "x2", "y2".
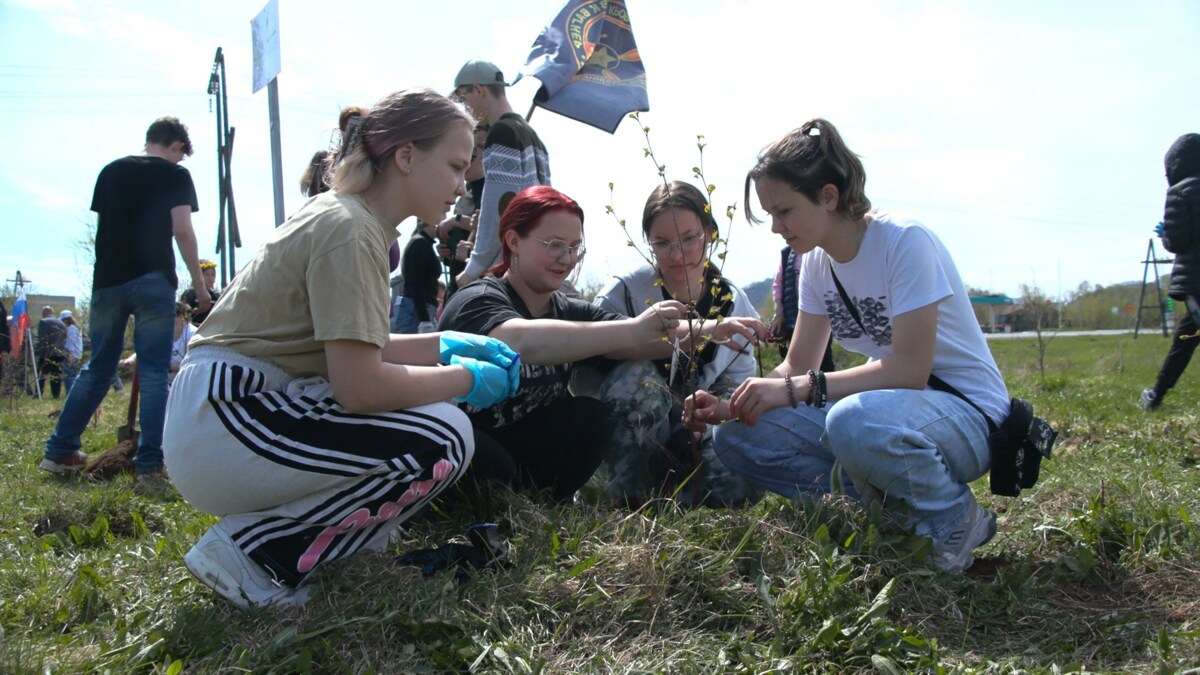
[{"x1": 744, "y1": 118, "x2": 871, "y2": 223}]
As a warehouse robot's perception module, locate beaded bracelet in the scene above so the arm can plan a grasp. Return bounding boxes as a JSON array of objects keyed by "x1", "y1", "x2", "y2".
[
  {"x1": 805, "y1": 370, "x2": 817, "y2": 406},
  {"x1": 814, "y1": 370, "x2": 829, "y2": 408},
  {"x1": 784, "y1": 373, "x2": 798, "y2": 408}
]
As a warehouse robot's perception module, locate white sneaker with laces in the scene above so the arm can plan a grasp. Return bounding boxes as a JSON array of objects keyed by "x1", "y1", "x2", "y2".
[
  {"x1": 184, "y1": 523, "x2": 309, "y2": 609},
  {"x1": 931, "y1": 501, "x2": 997, "y2": 574}
]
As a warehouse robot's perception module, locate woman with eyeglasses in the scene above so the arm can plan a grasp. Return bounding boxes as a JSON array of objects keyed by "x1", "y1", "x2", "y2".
[
  {"x1": 579, "y1": 181, "x2": 767, "y2": 509},
  {"x1": 437, "y1": 185, "x2": 765, "y2": 503}
]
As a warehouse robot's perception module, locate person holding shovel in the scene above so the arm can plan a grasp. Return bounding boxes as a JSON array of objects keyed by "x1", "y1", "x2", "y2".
[{"x1": 40, "y1": 116, "x2": 210, "y2": 494}]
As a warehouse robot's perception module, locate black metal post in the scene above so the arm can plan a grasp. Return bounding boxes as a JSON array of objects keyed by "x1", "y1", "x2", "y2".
[{"x1": 207, "y1": 47, "x2": 240, "y2": 289}]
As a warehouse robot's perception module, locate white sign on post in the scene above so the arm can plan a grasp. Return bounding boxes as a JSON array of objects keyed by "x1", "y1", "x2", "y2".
[{"x1": 251, "y1": 0, "x2": 281, "y2": 93}]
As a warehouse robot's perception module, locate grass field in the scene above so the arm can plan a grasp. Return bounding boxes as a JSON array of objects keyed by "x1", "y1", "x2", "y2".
[{"x1": 1, "y1": 334, "x2": 1198, "y2": 673}]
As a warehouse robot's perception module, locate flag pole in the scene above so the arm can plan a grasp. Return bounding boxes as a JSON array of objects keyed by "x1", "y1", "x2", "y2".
[
  {"x1": 525, "y1": 100, "x2": 537, "y2": 122},
  {"x1": 26, "y1": 326, "x2": 40, "y2": 399}
]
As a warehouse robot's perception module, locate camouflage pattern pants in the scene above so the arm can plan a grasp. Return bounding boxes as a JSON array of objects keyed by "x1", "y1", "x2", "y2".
[{"x1": 598, "y1": 361, "x2": 762, "y2": 508}]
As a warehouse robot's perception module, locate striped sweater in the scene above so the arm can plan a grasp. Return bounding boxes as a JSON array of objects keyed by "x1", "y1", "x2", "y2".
[{"x1": 463, "y1": 112, "x2": 551, "y2": 279}]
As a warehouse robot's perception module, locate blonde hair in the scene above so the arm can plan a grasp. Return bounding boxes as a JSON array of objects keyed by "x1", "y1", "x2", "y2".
[
  {"x1": 331, "y1": 89, "x2": 475, "y2": 195},
  {"x1": 745, "y1": 118, "x2": 871, "y2": 223}
]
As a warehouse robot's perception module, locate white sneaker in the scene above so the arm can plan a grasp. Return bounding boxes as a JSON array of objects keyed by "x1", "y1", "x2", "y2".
[
  {"x1": 184, "y1": 523, "x2": 309, "y2": 609},
  {"x1": 1141, "y1": 388, "x2": 1161, "y2": 411},
  {"x1": 931, "y1": 501, "x2": 997, "y2": 573},
  {"x1": 39, "y1": 450, "x2": 88, "y2": 474}
]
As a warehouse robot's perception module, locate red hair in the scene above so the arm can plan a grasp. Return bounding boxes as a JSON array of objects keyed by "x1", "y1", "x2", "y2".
[{"x1": 489, "y1": 186, "x2": 585, "y2": 276}]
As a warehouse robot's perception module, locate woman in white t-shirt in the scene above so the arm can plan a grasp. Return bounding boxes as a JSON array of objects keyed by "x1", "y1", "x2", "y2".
[
  {"x1": 685, "y1": 118, "x2": 1009, "y2": 574},
  {"x1": 163, "y1": 89, "x2": 521, "y2": 609},
  {"x1": 60, "y1": 311, "x2": 83, "y2": 394}
]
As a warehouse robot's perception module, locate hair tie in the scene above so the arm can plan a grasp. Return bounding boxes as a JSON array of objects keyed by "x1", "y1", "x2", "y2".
[{"x1": 342, "y1": 116, "x2": 364, "y2": 158}]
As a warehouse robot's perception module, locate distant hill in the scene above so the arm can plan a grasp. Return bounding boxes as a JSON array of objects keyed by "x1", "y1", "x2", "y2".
[
  {"x1": 741, "y1": 277, "x2": 773, "y2": 315},
  {"x1": 1060, "y1": 277, "x2": 1172, "y2": 330},
  {"x1": 736, "y1": 275, "x2": 1168, "y2": 330}
]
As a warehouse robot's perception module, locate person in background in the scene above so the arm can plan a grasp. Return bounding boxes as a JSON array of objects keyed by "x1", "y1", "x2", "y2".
[
  {"x1": 181, "y1": 260, "x2": 220, "y2": 326},
  {"x1": 773, "y1": 245, "x2": 837, "y2": 370},
  {"x1": 1142, "y1": 133, "x2": 1200, "y2": 410},
  {"x1": 393, "y1": 220, "x2": 442, "y2": 334},
  {"x1": 35, "y1": 306, "x2": 67, "y2": 398},
  {"x1": 437, "y1": 124, "x2": 487, "y2": 300},
  {"x1": 60, "y1": 310, "x2": 83, "y2": 394},
  {"x1": 300, "y1": 149, "x2": 333, "y2": 198},
  {"x1": 687, "y1": 118, "x2": 1009, "y2": 574},
  {"x1": 451, "y1": 60, "x2": 550, "y2": 290},
  {"x1": 164, "y1": 88, "x2": 519, "y2": 609},
  {"x1": 0, "y1": 299, "x2": 9, "y2": 391},
  {"x1": 435, "y1": 279, "x2": 448, "y2": 322},
  {"x1": 40, "y1": 116, "x2": 210, "y2": 488}
]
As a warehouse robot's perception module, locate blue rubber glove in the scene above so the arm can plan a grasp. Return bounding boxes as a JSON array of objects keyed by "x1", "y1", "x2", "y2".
[
  {"x1": 450, "y1": 355, "x2": 517, "y2": 408},
  {"x1": 439, "y1": 331, "x2": 518, "y2": 370},
  {"x1": 1155, "y1": 221, "x2": 1165, "y2": 237}
]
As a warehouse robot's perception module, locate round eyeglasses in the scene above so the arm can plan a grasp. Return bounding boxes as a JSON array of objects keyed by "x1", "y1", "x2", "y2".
[
  {"x1": 649, "y1": 232, "x2": 707, "y2": 257},
  {"x1": 531, "y1": 237, "x2": 586, "y2": 261}
]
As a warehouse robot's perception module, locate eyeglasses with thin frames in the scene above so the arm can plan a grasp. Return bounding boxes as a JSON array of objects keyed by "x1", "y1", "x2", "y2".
[
  {"x1": 530, "y1": 237, "x2": 586, "y2": 261},
  {"x1": 649, "y1": 232, "x2": 707, "y2": 257}
]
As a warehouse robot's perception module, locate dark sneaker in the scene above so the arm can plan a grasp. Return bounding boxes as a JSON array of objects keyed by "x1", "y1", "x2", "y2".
[
  {"x1": 1140, "y1": 388, "x2": 1161, "y2": 411},
  {"x1": 133, "y1": 471, "x2": 175, "y2": 497},
  {"x1": 184, "y1": 523, "x2": 309, "y2": 609},
  {"x1": 39, "y1": 450, "x2": 88, "y2": 474},
  {"x1": 931, "y1": 502, "x2": 997, "y2": 573}
]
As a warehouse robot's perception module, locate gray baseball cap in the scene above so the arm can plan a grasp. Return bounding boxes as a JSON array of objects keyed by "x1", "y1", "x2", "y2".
[{"x1": 454, "y1": 60, "x2": 508, "y2": 89}]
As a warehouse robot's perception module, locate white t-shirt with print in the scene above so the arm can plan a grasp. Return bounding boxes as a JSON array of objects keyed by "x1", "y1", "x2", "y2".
[{"x1": 798, "y1": 211, "x2": 1008, "y2": 424}]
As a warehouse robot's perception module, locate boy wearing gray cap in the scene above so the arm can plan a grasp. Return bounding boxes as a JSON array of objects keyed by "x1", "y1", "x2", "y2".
[{"x1": 451, "y1": 60, "x2": 551, "y2": 289}]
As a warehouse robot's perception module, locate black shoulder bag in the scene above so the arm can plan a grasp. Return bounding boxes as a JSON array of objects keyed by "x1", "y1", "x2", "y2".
[{"x1": 828, "y1": 264, "x2": 1056, "y2": 496}]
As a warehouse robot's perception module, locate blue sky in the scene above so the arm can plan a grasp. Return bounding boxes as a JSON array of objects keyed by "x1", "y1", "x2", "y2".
[{"x1": 1, "y1": 0, "x2": 1197, "y2": 304}]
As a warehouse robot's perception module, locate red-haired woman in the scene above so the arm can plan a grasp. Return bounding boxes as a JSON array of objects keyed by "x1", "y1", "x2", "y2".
[{"x1": 437, "y1": 185, "x2": 763, "y2": 502}]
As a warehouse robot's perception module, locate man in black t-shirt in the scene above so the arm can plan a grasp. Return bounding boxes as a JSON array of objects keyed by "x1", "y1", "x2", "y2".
[{"x1": 42, "y1": 117, "x2": 212, "y2": 491}]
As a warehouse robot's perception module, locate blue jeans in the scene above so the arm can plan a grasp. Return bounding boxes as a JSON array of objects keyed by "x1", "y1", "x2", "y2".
[
  {"x1": 391, "y1": 297, "x2": 436, "y2": 334},
  {"x1": 713, "y1": 388, "x2": 991, "y2": 541},
  {"x1": 62, "y1": 359, "x2": 81, "y2": 394},
  {"x1": 45, "y1": 272, "x2": 176, "y2": 473}
]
